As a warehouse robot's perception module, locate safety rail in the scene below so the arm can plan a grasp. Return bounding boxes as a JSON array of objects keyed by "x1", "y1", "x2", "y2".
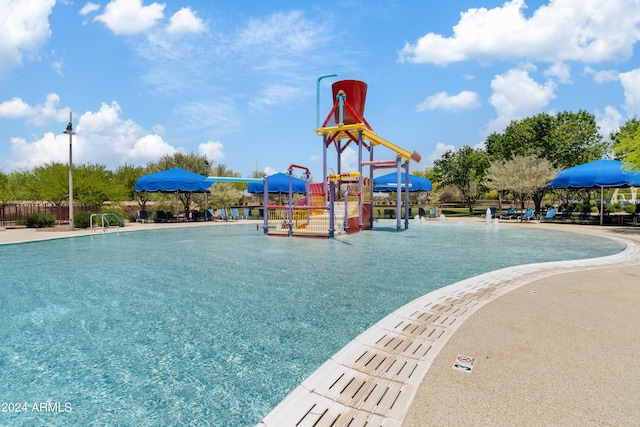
[
  {"x1": 266, "y1": 205, "x2": 339, "y2": 237},
  {"x1": 90, "y1": 213, "x2": 124, "y2": 233}
]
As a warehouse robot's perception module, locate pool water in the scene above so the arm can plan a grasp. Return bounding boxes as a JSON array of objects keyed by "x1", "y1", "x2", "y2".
[{"x1": 0, "y1": 222, "x2": 623, "y2": 426}]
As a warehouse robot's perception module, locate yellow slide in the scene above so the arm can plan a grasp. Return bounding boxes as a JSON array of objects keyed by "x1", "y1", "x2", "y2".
[{"x1": 316, "y1": 123, "x2": 421, "y2": 163}]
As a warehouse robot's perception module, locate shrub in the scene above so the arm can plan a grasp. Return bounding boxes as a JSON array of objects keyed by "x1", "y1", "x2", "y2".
[
  {"x1": 26, "y1": 213, "x2": 56, "y2": 228},
  {"x1": 623, "y1": 204, "x2": 637, "y2": 214},
  {"x1": 74, "y1": 211, "x2": 93, "y2": 228}
]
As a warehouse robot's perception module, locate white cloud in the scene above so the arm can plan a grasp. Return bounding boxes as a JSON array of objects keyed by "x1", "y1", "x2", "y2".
[
  {"x1": 79, "y1": 2, "x2": 100, "y2": 15},
  {"x1": 0, "y1": 93, "x2": 69, "y2": 125},
  {"x1": 7, "y1": 101, "x2": 178, "y2": 170},
  {"x1": 126, "y1": 134, "x2": 176, "y2": 162},
  {"x1": 584, "y1": 67, "x2": 620, "y2": 83},
  {"x1": 416, "y1": 90, "x2": 480, "y2": 112},
  {"x1": 0, "y1": 0, "x2": 55, "y2": 80},
  {"x1": 596, "y1": 105, "x2": 624, "y2": 138},
  {"x1": 166, "y1": 7, "x2": 205, "y2": 35},
  {"x1": 399, "y1": 0, "x2": 640, "y2": 65},
  {"x1": 198, "y1": 141, "x2": 225, "y2": 163},
  {"x1": 619, "y1": 68, "x2": 640, "y2": 115},
  {"x1": 487, "y1": 68, "x2": 556, "y2": 133},
  {"x1": 426, "y1": 142, "x2": 456, "y2": 166},
  {"x1": 544, "y1": 62, "x2": 572, "y2": 84},
  {"x1": 95, "y1": 0, "x2": 165, "y2": 35},
  {"x1": 263, "y1": 166, "x2": 278, "y2": 176},
  {"x1": 236, "y1": 11, "x2": 324, "y2": 54}
]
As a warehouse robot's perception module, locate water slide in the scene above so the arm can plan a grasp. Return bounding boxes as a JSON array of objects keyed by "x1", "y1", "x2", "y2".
[{"x1": 316, "y1": 123, "x2": 421, "y2": 163}]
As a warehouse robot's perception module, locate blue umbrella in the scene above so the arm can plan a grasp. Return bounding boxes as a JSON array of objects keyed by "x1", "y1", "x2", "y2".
[
  {"x1": 135, "y1": 168, "x2": 211, "y2": 193},
  {"x1": 548, "y1": 159, "x2": 640, "y2": 225},
  {"x1": 373, "y1": 172, "x2": 432, "y2": 192},
  {"x1": 548, "y1": 159, "x2": 640, "y2": 189},
  {"x1": 247, "y1": 172, "x2": 308, "y2": 193}
]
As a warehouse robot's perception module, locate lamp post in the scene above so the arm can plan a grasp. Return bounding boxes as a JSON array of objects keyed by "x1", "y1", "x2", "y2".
[
  {"x1": 63, "y1": 113, "x2": 75, "y2": 230},
  {"x1": 316, "y1": 73, "x2": 337, "y2": 129}
]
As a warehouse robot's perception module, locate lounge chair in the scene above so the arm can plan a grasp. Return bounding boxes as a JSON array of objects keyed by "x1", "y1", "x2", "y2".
[
  {"x1": 244, "y1": 208, "x2": 251, "y2": 219},
  {"x1": 577, "y1": 209, "x2": 595, "y2": 224},
  {"x1": 190, "y1": 210, "x2": 201, "y2": 221},
  {"x1": 230, "y1": 208, "x2": 239, "y2": 220},
  {"x1": 154, "y1": 210, "x2": 169, "y2": 223},
  {"x1": 519, "y1": 208, "x2": 535, "y2": 221},
  {"x1": 499, "y1": 207, "x2": 517, "y2": 220},
  {"x1": 219, "y1": 209, "x2": 228, "y2": 221},
  {"x1": 541, "y1": 208, "x2": 558, "y2": 222},
  {"x1": 428, "y1": 208, "x2": 437, "y2": 219},
  {"x1": 136, "y1": 210, "x2": 149, "y2": 223},
  {"x1": 205, "y1": 208, "x2": 215, "y2": 221},
  {"x1": 557, "y1": 209, "x2": 574, "y2": 222}
]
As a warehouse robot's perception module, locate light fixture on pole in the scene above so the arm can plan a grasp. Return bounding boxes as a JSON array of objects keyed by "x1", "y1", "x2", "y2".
[
  {"x1": 62, "y1": 113, "x2": 75, "y2": 230},
  {"x1": 316, "y1": 74, "x2": 338, "y2": 129}
]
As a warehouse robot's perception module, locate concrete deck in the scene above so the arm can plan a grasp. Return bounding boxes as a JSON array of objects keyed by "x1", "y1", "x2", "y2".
[
  {"x1": 2, "y1": 219, "x2": 639, "y2": 426},
  {"x1": 258, "y1": 220, "x2": 640, "y2": 427}
]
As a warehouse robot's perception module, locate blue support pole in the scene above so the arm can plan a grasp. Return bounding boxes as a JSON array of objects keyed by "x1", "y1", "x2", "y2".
[
  {"x1": 262, "y1": 176, "x2": 269, "y2": 234},
  {"x1": 337, "y1": 92, "x2": 345, "y2": 125},
  {"x1": 329, "y1": 181, "x2": 335, "y2": 238},
  {"x1": 316, "y1": 74, "x2": 337, "y2": 129},
  {"x1": 396, "y1": 157, "x2": 402, "y2": 232},
  {"x1": 358, "y1": 130, "x2": 363, "y2": 231},
  {"x1": 288, "y1": 169, "x2": 293, "y2": 237},
  {"x1": 404, "y1": 161, "x2": 410, "y2": 229}
]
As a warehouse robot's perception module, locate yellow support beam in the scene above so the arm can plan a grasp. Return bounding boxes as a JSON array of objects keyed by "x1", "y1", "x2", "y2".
[{"x1": 316, "y1": 124, "x2": 421, "y2": 162}]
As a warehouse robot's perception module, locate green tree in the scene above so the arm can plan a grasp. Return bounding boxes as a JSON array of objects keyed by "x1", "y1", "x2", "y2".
[
  {"x1": 113, "y1": 164, "x2": 150, "y2": 209},
  {"x1": 612, "y1": 117, "x2": 640, "y2": 168},
  {"x1": 486, "y1": 111, "x2": 608, "y2": 169},
  {"x1": 32, "y1": 162, "x2": 69, "y2": 205},
  {"x1": 0, "y1": 171, "x2": 13, "y2": 203},
  {"x1": 486, "y1": 155, "x2": 557, "y2": 212},
  {"x1": 433, "y1": 146, "x2": 489, "y2": 214},
  {"x1": 209, "y1": 163, "x2": 242, "y2": 210},
  {"x1": 73, "y1": 163, "x2": 114, "y2": 206}
]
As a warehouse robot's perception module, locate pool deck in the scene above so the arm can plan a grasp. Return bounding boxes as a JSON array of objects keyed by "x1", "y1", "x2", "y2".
[{"x1": 2, "y1": 219, "x2": 639, "y2": 426}]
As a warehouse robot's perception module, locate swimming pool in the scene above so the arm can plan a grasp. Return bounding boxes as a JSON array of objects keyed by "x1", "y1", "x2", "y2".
[{"x1": 0, "y1": 222, "x2": 624, "y2": 426}]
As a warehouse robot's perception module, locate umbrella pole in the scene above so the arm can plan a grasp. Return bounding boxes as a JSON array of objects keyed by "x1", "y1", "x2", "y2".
[{"x1": 600, "y1": 186, "x2": 603, "y2": 226}]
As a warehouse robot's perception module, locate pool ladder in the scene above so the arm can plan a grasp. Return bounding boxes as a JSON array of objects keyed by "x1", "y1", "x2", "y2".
[{"x1": 90, "y1": 213, "x2": 124, "y2": 233}]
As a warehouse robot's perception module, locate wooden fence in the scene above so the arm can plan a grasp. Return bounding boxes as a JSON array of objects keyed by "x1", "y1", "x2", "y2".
[{"x1": 0, "y1": 203, "x2": 99, "y2": 226}]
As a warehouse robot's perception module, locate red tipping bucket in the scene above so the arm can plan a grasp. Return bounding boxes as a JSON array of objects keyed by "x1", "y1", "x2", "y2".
[{"x1": 332, "y1": 80, "x2": 367, "y2": 124}]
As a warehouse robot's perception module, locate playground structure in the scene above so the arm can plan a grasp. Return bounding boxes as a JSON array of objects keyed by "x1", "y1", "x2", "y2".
[{"x1": 259, "y1": 79, "x2": 422, "y2": 238}]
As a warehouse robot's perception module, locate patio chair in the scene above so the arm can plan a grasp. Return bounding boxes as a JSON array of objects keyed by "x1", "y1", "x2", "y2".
[
  {"x1": 577, "y1": 209, "x2": 595, "y2": 224},
  {"x1": 519, "y1": 208, "x2": 535, "y2": 221},
  {"x1": 219, "y1": 209, "x2": 228, "y2": 221},
  {"x1": 557, "y1": 209, "x2": 574, "y2": 222},
  {"x1": 230, "y1": 208, "x2": 239, "y2": 220},
  {"x1": 190, "y1": 210, "x2": 201, "y2": 221},
  {"x1": 499, "y1": 207, "x2": 517, "y2": 220},
  {"x1": 244, "y1": 208, "x2": 251, "y2": 219},
  {"x1": 154, "y1": 210, "x2": 169, "y2": 223},
  {"x1": 418, "y1": 207, "x2": 426, "y2": 218},
  {"x1": 428, "y1": 208, "x2": 437, "y2": 219},
  {"x1": 541, "y1": 208, "x2": 557, "y2": 222},
  {"x1": 136, "y1": 210, "x2": 149, "y2": 223},
  {"x1": 205, "y1": 209, "x2": 215, "y2": 221}
]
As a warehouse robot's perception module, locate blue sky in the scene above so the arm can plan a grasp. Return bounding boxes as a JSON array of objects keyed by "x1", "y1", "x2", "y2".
[{"x1": 1, "y1": 0, "x2": 639, "y2": 180}]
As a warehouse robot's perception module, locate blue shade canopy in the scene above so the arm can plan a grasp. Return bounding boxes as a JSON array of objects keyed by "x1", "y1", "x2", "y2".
[
  {"x1": 247, "y1": 172, "x2": 308, "y2": 193},
  {"x1": 548, "y1": 159, "x2": 640, "y2": 189},
  {"x1": 373, "y1": 172, "x2": 432, "y2": 192},
  {"x1": 135, "y1": 168, "x2": 211, "y2": 193}
]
